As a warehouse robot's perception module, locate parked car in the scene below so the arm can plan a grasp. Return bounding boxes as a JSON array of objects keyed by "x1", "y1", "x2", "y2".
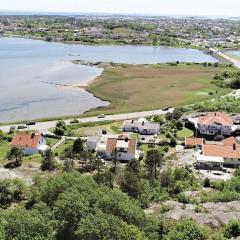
[
  {"x1": 97, "y1": 114, "x2": 105, "y2": 118},
  {"x1": 26, "y1": 121, "x2": 36, "y2": 126},
  {"x1": 17, "y1": 125, "x2": 27, "y2": 129},
  {"x1": 70, "y1": 119, "x2": 79, "y2": 124},
  {"x1": 102, "y1": 129, "x2": 107, "y2": 135}
]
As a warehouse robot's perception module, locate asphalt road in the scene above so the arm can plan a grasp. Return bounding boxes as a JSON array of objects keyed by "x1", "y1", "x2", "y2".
[{"x1": 0, "y1": 108, "x2": 174, "y2": 134}]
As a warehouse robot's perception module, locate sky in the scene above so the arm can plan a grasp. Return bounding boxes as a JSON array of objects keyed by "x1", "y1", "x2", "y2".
[{"x1": 0, "y1": 0, "x2": 240, "y2": 17}]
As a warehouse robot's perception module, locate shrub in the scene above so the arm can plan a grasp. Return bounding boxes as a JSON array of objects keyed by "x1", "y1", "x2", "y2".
[
  {"x1": 224, "y1": 220, "x2": 240, "y2": 238},
  {"x1": 164, "y1": 219, "x2": 208, "y2": 240},
  {"x1": 203, "y1": 178, "x2": 210, "y2": 188}
]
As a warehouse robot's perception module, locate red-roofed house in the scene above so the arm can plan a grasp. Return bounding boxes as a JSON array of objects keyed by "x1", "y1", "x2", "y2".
[
  {"x1": 188, "y1": 112, "x2": 236, "y2": 136},
  {"x1": 195, "y1": 137, "x2": 240, "y2": 169},
  {"x1": 185, "y1": 137, "x2": 204, "y2": 148},
  {"x1": 11, "y1": 132, "x2": 49, "y2": 155}
]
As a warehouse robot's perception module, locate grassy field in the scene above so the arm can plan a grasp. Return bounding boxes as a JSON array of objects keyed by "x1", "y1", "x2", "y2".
[
  {"x1": 53, "y1": 140, "x2": 73, "y2": 156},
  {"x1": 86, "y1": 64, "x2": 231, "y2": 116},
  {"x1": 72, "y1": 121, "x2": 122, "y2": 137},
  {"x1": 177, "y1": 128, "x2": 194, "y2": 138},
  {"x1": 0, "y1": 142, "x2": 11, "y2": 163}
]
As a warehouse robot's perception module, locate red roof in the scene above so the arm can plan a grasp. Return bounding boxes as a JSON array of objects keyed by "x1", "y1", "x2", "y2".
[
  {"x1": 203, "y1": 137, "x2": 240, "y2": 159},
  {"x1": 11, "y1": 132, "x2": 41, "y2": 148},
  {"x1": 185, "y1": 137, "x2": 203, "y2": 147},
  {"x1": 106, "y1": 135, "x2": 136, "y2": 155},
  {"x1": 198, "y1": 112, "x2": 233, "y2": 126}
]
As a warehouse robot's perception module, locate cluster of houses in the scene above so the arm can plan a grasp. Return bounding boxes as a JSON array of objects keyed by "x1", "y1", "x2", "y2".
[
  {"x1": 185, "y1": 112, "x2": 240, "y2": 170},
  {"x1": 87, "y1": 118, "x2": 160, "y2": 161},
  {"x1": 9, "y1": 118, "x2": 160, "y2": 163},
  {"x1": 11, "y1": 111, "x2": 240, "y2": 171}
]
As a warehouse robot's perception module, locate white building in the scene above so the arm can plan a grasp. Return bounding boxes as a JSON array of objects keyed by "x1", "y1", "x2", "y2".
[
  {"x1": 188, "y1": 112, "x2": 237, "y2": 136},
  {"x1": 105, "y1": 134, "x2": 140, "y2": 161},
  {"x1": 11, "y1": 132, "x2": 49, "y2": 155},
  {"x1": 123, "y1": 118, "x2": 160, "y2": 135},
  {"x1": 87, "y1": 134, "x2": 142, "y2": 161}
]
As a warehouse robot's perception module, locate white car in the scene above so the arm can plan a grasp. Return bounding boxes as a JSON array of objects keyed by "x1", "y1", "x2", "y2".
[{"x1": 97, "y1": 114, "x2": 105, "y2": 118}]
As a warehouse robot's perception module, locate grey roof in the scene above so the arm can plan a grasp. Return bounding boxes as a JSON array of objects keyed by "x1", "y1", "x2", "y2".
[{"x1": 123, "y1": 120, "x2": 160, "y2": 131}]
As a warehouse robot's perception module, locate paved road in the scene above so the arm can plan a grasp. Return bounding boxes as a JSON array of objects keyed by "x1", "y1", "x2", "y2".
[
  {"x1": 0, "y1": 108, "x2": 174, "y2": 133},
  {"x1": 209, "y1": 48, "x2": 240, "y2": 69}
]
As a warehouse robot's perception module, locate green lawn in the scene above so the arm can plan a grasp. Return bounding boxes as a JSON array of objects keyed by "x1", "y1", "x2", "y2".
[
  {"x1": 53, "y1": 140, "x2": 73, "y2": 156},
  {"x1": 86, "y1": 63, "x2": 231, "y2": 116},
  {"x1": 0, "y1": 142, "x2": 11, "y2": 162},
  {"x1": 72, "y1": 121, "x2": 122, "y2": 137},
  {"x1": 46, "y1": 137, "x2": 59, "y2": 147},
  {"x1": 177, "y1": 128, "x2": 194, "y2": 138},
  {"x1": 23, "y1": 154, "x2": 43, "y2": 165}
]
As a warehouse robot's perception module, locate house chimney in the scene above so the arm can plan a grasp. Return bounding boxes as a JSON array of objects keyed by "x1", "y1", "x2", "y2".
[
  {"x1": 31, "y1": 133, "x2": 35, "y2": 139},
  {"x1": 131, "y1": 120, "x2": 134, "y2": 124},
  {"x1": 142, "y1": 121, "x2": 145, "y2": 126},
  {"x1": 233, "y1": 143, "x2": 236, "y2": 150}
]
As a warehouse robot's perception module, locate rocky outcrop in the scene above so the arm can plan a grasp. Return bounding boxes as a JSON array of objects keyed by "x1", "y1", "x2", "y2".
[{"x1": 145, "y1": 200, "x2": 240, "y2": 228}]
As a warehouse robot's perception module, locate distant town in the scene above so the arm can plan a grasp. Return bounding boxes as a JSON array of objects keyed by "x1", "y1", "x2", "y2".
[{"x1": 1, "y1": 14, "x2": 240, "y2": 49}]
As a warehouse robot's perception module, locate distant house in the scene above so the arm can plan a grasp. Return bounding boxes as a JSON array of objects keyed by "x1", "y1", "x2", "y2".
[
  {"x1": 188, "y1": 112, "x2": 237, "y2": 136},
  {"x1": 193, "y1": 137, "x2": 240, "y2": 169},
  {"x1": 123, "y1": 118, "x2": 160, "y2": 135},
  {"x1": 11, "y1": 132, "x2": 49, "y2": 155}
]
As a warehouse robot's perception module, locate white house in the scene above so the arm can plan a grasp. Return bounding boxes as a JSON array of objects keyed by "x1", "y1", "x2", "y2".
[
  {"x1": 123, "y1": 118, "x2": 160, "y2": 135},
  {"x1": 188, "y1": 112, "x2": 237, "y2": 136},
  {"x1": 11, "y1": 132, "x2": 49, "y2": 155},
  {"x1": 105, "y1": 134, "x2": 140, "y2": 161},
  {"x1": 87, "y1": 134, "x2": 142, "y2": 161}
]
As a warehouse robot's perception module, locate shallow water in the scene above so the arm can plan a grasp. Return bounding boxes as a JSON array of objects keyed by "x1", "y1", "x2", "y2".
[{"x1": 0, "y1": 37, "x2": 218, "y2": 122}]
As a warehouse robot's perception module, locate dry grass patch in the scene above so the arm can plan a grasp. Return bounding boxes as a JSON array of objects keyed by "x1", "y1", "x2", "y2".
[{"x1": 86, "y1": 64, "x2": 231, "y2": 115}]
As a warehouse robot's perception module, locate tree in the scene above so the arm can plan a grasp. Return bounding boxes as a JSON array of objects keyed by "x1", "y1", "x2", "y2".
[
  {"x1": 172, "y1": 108, "x2": 183, "y2": 120},
  {"x1": 121, "y1": 159, "x2": 142, "y2": 198},
  {"x1": 94, "y1": 169, "x2": 114, "y2": 188},
  {"x1": 164, "y1": 219, "x2": 208, "y2": 240},
  {"x1": 170, "y1": 137, "x2": 177, "y2": 147},
  {"x1": 176, "y1": 120, "x2": 183, "y2": 130},
  {"x1": 55, "y1": 121, "x2": 67, "y2": 136},
  {"x1": 0, "y1": 207, "x2": 56, "y2": 240},
  {"x1": 72, "y1": 138, "x2": 84, "y2": 154},
  {"x1": 53, "y1": 190, "x2": 90, "y2": 239},
  {"x1": 126, "y1": 158, "x2": 141, "y2": 175},
  {"x1": 75, "y1": 210, "x2": 146, "y2": 240},
  {"x1": 0, "y1": 179, "x2": 25, "y2": 208},
  {"x1": 121, "y1": 170, "x2": 141, "y2": 199},
  {"x1": 63, "y1": 159, "x2": 74, "y2": 173},
  {"x1": 145, "y1": 149, "x2": 163, "y2": 180},
  {"x1": 7, "y1": 147, "x2": 23, "y2": 167},
  {"x1": 41, "y1": 149, "x2": 56, "y2": 171}
]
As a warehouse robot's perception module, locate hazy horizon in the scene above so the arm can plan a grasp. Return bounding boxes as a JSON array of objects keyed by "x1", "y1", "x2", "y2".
[{"x1": 0, "y1": 0, "x2": 240, "y2": 18}]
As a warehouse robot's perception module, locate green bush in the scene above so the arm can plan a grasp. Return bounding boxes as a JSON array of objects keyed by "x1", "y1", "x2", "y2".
[
  {"x1": 164, "y1": 219, "x2": 208, "y2": 240},
  {"x1": 224, "y1": 220, "x2": 240, "y2": 238}
]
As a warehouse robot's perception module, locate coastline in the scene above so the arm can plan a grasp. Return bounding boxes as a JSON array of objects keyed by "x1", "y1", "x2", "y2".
[{"x1": 1, "y1": 34, "x2": 204, "y2": 50}]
